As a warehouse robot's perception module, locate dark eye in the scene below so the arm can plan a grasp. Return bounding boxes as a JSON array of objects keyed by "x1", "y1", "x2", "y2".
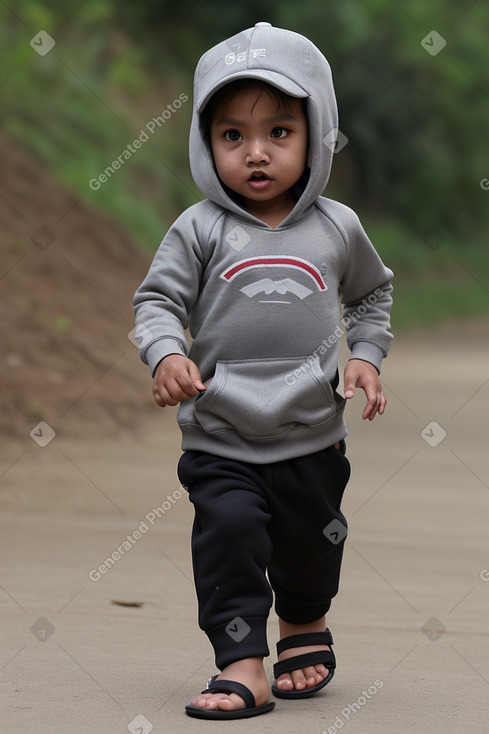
[
  {"x1": 270, "y1": 127, "x2": 288, "y2": 139},
  {"x1": 224, "y1": 129, "x2": 242, "y2": 142}
]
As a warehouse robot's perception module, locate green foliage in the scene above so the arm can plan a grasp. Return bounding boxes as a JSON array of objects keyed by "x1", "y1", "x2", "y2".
[
  {"x1": 0, "y1": 0, "x2": 196, "y2": 247},
  {"x1": 1, "y1": 0, "x2": 488, "y2": 327}
]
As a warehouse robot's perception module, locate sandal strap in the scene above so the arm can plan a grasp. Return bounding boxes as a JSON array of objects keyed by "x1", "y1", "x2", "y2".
[
  {"x1": 201, "y1": 676, "x2": 255, "y2": 709},
  {"x1": 276, "y1": 628, "x2": 334, "y2": 655},
  {"x1": 273, "y1": 649, "x2": 335, "y2": 679}
]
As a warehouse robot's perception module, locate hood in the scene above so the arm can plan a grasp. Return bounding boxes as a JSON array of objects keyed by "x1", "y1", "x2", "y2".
[{"x1": 189, "y1": 22, "x2": 338, "y2": 227}]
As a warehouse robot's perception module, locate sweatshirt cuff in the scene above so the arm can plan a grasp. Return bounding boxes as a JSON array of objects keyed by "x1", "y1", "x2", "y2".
[
  {"x1": 144, "y1": 338, "x2": 187, "y2": 377},
  {"x1": 349, "y1": 341, "x2": 386, "y2": 374}
]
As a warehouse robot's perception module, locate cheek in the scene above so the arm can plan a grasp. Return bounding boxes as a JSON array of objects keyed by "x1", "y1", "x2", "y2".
[
  {"x1": 286, "y1": 146, "x2": 307, "y2": 173},
  {"x1": 215, "y1": 152, "x2": 239, "y2": 182}
]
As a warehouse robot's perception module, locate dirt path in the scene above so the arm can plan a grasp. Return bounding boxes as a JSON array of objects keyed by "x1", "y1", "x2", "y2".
[{"x1": 1, "y1": 322, "x2": 489, "y2": 733}]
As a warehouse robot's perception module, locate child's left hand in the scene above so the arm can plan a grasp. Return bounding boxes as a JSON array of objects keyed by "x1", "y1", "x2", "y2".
[{"x1": 343, "y1": 359, "x2": 387, "y2": 421}]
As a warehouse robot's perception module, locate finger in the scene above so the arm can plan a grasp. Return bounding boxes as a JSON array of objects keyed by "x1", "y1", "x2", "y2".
[
  {"x1": 154, "y1": 381, "x2": 181, "y2": 406},
  {"x1": 188, "y1": 361, "x2": 206, "y2": 392},
  {"x1": 152, "y1": 389, "x2": 166, "y2": 408},
  {"x1": 344, "y1": 377, "x2": 357, "y2": 399},
  {"x1": 174, "y1": 370, "x2": 201, "y2": 399},
  {"x1": 364, "y1": 388, "x2": 387, "y2": 420},
  {"x1": 362, "y1": 387, "x2": 380, "y2": 420}
]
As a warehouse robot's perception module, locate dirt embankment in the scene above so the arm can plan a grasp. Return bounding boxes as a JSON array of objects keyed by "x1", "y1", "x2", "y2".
[{"x1": 0, "y1": 134, "x2": 158, "y2": 439}]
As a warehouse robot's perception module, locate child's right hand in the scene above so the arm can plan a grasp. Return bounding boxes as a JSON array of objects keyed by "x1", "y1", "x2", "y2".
[{"x1": 152, "y1": 354, "x2": 206, "y2": 407}]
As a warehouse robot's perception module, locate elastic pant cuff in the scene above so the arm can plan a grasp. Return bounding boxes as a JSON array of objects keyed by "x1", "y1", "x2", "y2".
[
  {"x1": 206, "y1": 616, "x2": 270, "y2": 670},
  {"x1": 275, "y1": 597, "x2": 332, "y2": 625}
]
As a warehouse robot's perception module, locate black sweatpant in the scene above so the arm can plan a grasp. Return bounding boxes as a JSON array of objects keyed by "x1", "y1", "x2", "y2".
[{"x1": 177, "y1": 442, "x2": 351, "y2": 670}]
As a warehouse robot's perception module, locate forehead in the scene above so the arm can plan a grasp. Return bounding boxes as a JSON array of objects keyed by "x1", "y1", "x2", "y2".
[{"x1": 210, "y1": 82, "x2": 306, "y2": 122}]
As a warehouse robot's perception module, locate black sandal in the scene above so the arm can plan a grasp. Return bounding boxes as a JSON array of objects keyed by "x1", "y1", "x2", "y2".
[
  {"x1": 185, "y1": 675, "x2": 275, "y2": 719},
  {"x1": 271, "y1": 628, "x2": 336, "y2": 699}
]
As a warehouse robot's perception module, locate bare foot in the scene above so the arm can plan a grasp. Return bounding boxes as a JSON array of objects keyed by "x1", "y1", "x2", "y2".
[
  {"x1": 275, "y1": 616, "x2": 332, "y2": 693},
  {"x1": 190, "y1": 656, "x2": 270, "y2": 712}
]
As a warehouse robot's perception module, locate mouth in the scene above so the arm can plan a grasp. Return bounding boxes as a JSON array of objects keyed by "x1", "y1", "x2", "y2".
[{"x1": 248, "y1": 172, "x2": 272, "y2": 190}]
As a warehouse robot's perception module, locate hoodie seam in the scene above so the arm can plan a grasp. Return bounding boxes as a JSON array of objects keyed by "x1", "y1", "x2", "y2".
[
  {"x1": 197, "y1": 201, "x2": 228, "y2": 268},
  {"x1": 314, "y1": 201, "x2": 350, "y2": 261}
]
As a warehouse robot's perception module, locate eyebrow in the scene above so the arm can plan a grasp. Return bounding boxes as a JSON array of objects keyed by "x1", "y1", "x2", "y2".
[{"x1": 214, "y1": 113, "x2": 298, "y2": 126}]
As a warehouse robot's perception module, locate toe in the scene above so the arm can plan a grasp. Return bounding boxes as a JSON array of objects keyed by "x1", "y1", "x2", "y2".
[
  {"x1": 301, "y1": 665, "x2": 320, "y2": 685},
  {"x1": 290, "y1": 668, "x2": 308, "y2": 690},
  {"x1": 190, "y1": 692, "x2": 222, "y2": 709},
  {"x1": 276, "y1": 673, "x2": 294, "y2": 690},
  {"x1": 215, "y1": 693, "x2": 246, "y2": 711},
  {"x1": 190, "y1": 691, "x2": 247, "y2": 711},
  {"x1": 191, "y1": 695, "x2": 207, "y2": 707},
  {"x1": 315, "y1": 663, "x2": 330, "y2": 681}
]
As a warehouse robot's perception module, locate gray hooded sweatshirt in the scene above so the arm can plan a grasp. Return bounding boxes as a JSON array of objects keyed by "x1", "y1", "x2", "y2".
[{"x1": 133, "y1": 22, "x2": 393, "y2": 463}]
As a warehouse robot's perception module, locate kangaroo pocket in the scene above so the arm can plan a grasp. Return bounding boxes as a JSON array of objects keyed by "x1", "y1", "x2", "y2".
[{"x1": 190, "y1": 357, "x2": 344, "y2": 440}]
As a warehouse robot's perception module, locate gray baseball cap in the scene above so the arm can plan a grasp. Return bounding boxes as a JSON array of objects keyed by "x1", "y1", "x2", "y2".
[{"x1": 195, "y1": 22, "x2": 320, "y2": 112}]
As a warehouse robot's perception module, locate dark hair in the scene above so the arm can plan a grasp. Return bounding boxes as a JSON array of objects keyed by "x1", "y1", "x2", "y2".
[{"x1": 202, "y1": 78, "x2": 307, "y2": 137}]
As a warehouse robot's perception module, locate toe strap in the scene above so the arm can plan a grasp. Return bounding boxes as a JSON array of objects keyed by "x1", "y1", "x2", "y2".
[
  {"x1": 273, "y1": 649, "x2": 335, "y2": 679},
  {"x1": 201, "y1": 676, "x2": 255, "y2": 709}
]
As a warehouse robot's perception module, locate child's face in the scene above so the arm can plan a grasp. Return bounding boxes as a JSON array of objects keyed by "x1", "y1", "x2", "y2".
[{"x1": 209, "y1": 84, "x2": 308, "y2": 222}]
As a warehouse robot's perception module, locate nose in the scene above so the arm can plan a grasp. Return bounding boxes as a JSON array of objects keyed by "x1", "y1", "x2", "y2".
[{"x1": 246, "y1": 137, "x2": 270, "y2": 165}]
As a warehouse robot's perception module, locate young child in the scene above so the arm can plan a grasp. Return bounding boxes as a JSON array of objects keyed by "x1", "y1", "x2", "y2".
[{"x1": 133, "y1": 22, "x2": 393, "y2": 720}]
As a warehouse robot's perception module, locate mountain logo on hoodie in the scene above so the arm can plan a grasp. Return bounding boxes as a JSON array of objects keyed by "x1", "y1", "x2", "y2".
[{"x1": 220, "y1": 255, "x2": 327, "y2": 304}]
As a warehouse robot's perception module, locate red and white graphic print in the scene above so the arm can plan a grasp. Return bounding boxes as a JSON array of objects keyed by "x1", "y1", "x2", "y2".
[{"x1": 220, "y1": 256, "x2": 327, "y2": 302}]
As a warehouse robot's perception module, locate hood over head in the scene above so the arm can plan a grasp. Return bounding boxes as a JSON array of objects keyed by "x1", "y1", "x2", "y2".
[{"x1": 189, "y1": 22, "x2": 339, "y2": 226}]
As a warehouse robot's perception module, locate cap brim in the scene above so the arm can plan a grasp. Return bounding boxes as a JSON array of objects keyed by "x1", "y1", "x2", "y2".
[{"x1": 197, "y1": 69, "x2": 308, "y2": 112}]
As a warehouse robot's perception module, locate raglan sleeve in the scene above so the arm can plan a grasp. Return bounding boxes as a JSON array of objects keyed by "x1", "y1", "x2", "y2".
[
  {"x1": 339, "y1": 206, "x2": 394, "y2": 374},
  {"x1": 132, "y1": 207, "x2": 204, "y2": 376}
]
